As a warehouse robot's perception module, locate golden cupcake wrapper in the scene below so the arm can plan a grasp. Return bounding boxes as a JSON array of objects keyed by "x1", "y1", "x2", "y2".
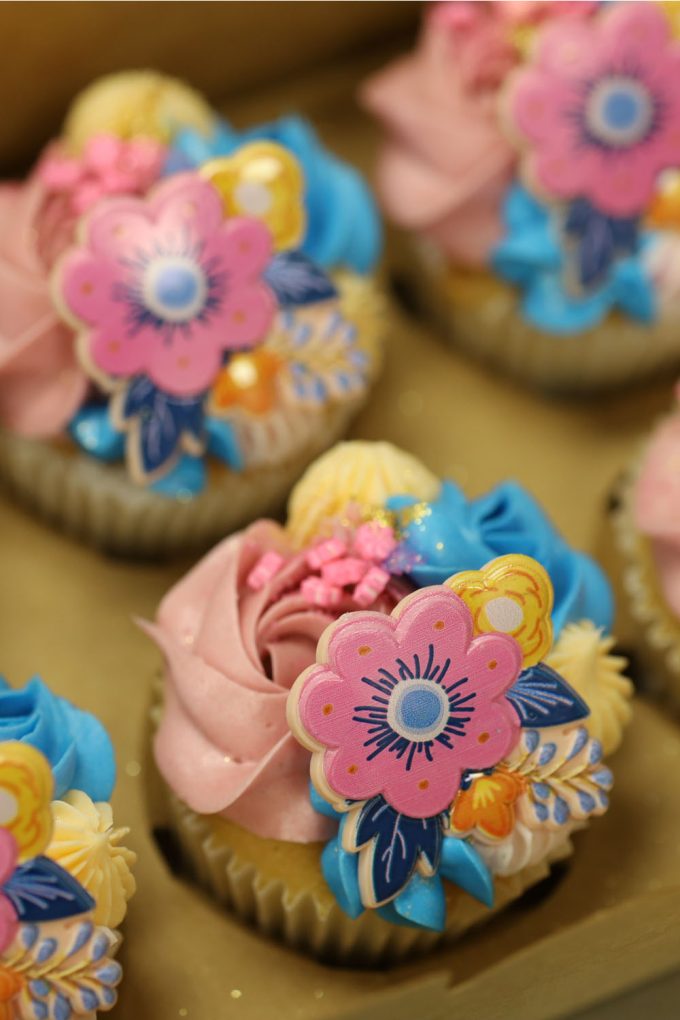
[
  {"x1": 612, "y1": 461, "x2": 680, "y2": 712},
  {"x1": 408, "y1": 241, "x2": 680, "y2": 395},
  {"x1": 0, "y1": 406, "x2": 356, "y2": 557}
]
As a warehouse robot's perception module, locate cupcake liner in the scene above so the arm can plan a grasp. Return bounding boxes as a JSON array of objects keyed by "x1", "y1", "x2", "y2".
[
  {"x1": 407, "y1": 241, "x2": 680, "y2": 395},
  {"x1": 164, "y1": 792, "x2": 571, "y2": 967},
  {"x1": 612, "y1": 459, "x2": 680, "y2": 712},
  {"x1": 0, "y1": 401, "x2": 358, "y2": 557}
]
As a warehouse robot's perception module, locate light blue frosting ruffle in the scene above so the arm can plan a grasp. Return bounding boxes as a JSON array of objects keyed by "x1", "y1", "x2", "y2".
[
  {"x1": 165, "y1": 115, "x2": 382, "y2": 274},
  {"x1": 491, "y1": 183, "x2": 656, "y2": 334},
  {"x1": 310, "y1": 784, "x2": 493, "y2": 931},
  {"x1": 68, "y1": 406, "x2": 243, "y2": 497},
  {"x1": 388, "y1": 480, "x2": 614, "y2": 637},
  {"x1": 0, "y1": 676, "x2": 115, "y2": 801}
]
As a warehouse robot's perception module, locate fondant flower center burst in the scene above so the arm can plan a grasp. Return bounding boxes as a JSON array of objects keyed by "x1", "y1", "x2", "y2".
[{"x1": 55, "y1": 173, "x2": 276, "y2": 397}]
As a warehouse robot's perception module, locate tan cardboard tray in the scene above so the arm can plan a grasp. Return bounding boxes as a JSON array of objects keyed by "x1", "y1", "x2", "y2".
[{"x1": 1, "y1": 25, "x2": 680, "y2": 1020}]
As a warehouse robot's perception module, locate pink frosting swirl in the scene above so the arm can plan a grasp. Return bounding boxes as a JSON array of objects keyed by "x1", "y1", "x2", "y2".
[
  {"x1": 148, "y1": 520, "x2": 410, "y2": 842},
  {"x1": 633, "y1": 404, "x2": 680, "y2": 617},
  {"x1": 360, "y1": 2, "x2": 516, "y2": 266},
  {"x1": 0, "y1": 168, "x2": 88, "y2": 437}
]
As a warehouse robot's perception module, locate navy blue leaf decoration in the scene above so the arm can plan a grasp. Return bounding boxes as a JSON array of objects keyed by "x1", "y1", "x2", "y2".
[
  {"x1": 507, "y1": 663, "x2": 590, "y2": 728},
  {"x1": 122, "y1": 375, "x2": 206, "y2": 475},
  {"x1": 351, "y1": 796, "x2": 443, "y2": 905},
  {"x1": 4, "y1": 856, "x2": 95, "y2": 922},
  {"x1": 263, "y1": 251, "x2": 337, "y2": 307},
  {"x1": 564, "y1": 199, "x2": 639, "y2": 288}
]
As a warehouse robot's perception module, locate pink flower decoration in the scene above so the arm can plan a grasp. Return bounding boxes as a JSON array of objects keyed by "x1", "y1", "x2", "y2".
[
  {"x1": 508, "y1": 3, "x2": 680, "y2": 217},
  {"x1": 289, "y1": 586, "x2": 522, "y2": 819},
  {"x1": 0, "y1": 830, "x2": 19, "y2": 954},
  {"x1": 39, "y1": 133, "x2": 167, "y2": 216},
  {"x1": 56, "y1": 174, "x2": 276, "y2": 397}
]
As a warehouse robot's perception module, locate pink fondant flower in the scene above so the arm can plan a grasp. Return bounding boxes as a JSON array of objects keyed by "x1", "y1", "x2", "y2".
[
  {"x1": 290, "y1": 586, "x2": 522, "y2": 819},
  {"x1": 146, "y1": 521, "x2": 410, "y2": 842},
  {"x1": 508, "y1": 3, "x2": 680, "y2": 217},
  {"x1": 56, "y1": 174, "x2": 276, "y2": 397}
]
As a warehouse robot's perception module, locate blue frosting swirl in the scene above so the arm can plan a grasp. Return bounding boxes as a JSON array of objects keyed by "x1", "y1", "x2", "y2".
[
  {"x1": 491, "y1": 184, "x2": 656, "y2": 334},
  {"x1": 0, "y1": 676, "x2": 116, "y2": 801},
  {"x1": 388, "y1": 480, "x2": 614, "y2": 636},
  {"x1": 165, "y1": 115, "x2": 382, "y2": 274}
]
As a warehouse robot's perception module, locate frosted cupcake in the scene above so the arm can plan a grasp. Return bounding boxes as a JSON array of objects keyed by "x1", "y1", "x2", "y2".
[
  {"x1": 615, "y1": 386, "x2": 680, "y2": 710},
  {"x1": 363, "y1": 1, "x2": 680, "y2": 393},
  {"x1": 0, "y1": 674, "x2": 135, "y2": 1015},
  {"x1": 145, "y1": 442, "x2": 632, "y2": 964},
  {"x1": 0, "y1": 73, "x2": 383, "y2": 556}
]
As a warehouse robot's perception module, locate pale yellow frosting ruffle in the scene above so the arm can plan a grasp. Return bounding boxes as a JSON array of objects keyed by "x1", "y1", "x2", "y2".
[
  {"x1": 546, "y1": 621, "x2": 634, "y2": 756},
  {"x1": 63, "y1": 70, "x2": 215, "y2": 151},
  {"x1": 285, "y1": 440, "x2": 441, "y2": 547},
  {"x1": 47, "y1": 791, "x2": 136, "y2": 928}
]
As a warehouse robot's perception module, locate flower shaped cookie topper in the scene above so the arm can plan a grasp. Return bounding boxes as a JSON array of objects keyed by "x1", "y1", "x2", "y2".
[
  {"x1": 54, "y1": 172, "x2": 276, "y2": 397},
  {"x1": 289, "y1": 583, "x2": 523, "y2": 820},
  {"x1": 507, "y1": 3, "x2": 680, "y2": 217}
]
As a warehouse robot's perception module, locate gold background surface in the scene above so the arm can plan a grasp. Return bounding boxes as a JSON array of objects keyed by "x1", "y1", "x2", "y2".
[{"x1": 1, "y1": 4, "x2": 679, "y2": 1018}]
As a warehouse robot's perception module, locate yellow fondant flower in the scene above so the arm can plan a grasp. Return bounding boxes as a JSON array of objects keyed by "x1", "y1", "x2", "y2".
[
  {"x1": 0, "y1": 743, "x2": 53, "y2": 862},
  {"x1": 63, "y1": 70, "x2": 215, "y2": 151},
  {"x1": 47, "y1": 791, "x2": 136, "y2": 928},
  {"x1": 210, "y1": 350, "x2": 282, "y2": 416},
  {"x1": 201, "y1": 142, "x2": 305, "y2": 250},
  {"x1": 451, "y1": 769, "x2": 526, "y2": 841},
  {"x1": 446, "y1": 554, "x2": 553, "y2": 668}
]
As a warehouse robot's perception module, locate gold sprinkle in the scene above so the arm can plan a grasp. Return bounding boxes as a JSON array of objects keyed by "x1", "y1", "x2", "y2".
[
  {"x1": 358, "y1": 645, "x2": 371, "y2": 656},
  {"x1": 125, "y1": 761, "x2": 141, "y2": 778},
  {"x1": 230, "y1": 990, "x2": 243, "y2": 1000}
]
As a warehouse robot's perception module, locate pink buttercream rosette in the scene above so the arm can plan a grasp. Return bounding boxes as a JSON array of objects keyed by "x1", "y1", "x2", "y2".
[
  {"x1": 56, "y1": 174, "x2": 275, "y2": 398},
  {"x1": 147, "y1": 521, "x2": 410, "y2": 842},
  {"x1": 289, "y1": 586, "x2": 522, "y2": 819}
]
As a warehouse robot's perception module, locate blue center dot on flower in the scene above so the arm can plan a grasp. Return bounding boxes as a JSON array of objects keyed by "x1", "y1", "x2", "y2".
[
  {"x1": 585, "y1": 76, "x2": 654, "y2": 149},
  {"x1": 143, "y1": 256, "x2": 208, "y2": 324},
  {"x1": 399, "y1": 687, "x2": 444, "y2": 730},
  {"x1": 387, "y1": 679, "x2": 450, "y2": 743}
]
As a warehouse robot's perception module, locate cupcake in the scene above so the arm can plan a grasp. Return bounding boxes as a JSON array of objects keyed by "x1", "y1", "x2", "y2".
[
  {"x1": 145, "y1": 441, "x2": 632, "y2": 965},
  {"x1": 614, "y1": 387, "x2": 680, "y2": 710},
  {"x1": 0, "y1": 72, "x2": 383, "y2": 556},
  {"x1": 362, "y1": 2, "x2": 680, "y2": 393},
  {"x1": 0, "y1": 674, "x2": 136, "y2": 1015}
]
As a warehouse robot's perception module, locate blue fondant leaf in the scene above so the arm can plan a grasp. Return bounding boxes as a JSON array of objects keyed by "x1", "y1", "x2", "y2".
[
  {"x1": 4, "y1": 856, "x2": 95, "y2": 922},
  {"x1": 122, "y1": 375, "x2": 206, "y2": 476},
  {"x1": 320, "y1": 835, "x2": 363, "y2": 919},
  {"x1": 350, "y1": 796, "x2": 442, "y2": 905},
  {"x1": 391, "y1": 872, "x2": 446, "y2": 932},
  {"x1": 263, "y1": 251, "x2": 337, "y2": 307},
  {"x1": 507, "y1": 663, "x2": 590, "y2": 728},
  {"x1": 309, "y1": 780, "x2": 343, "y2": 821},
  {"x1": 205, "y1": 417, "x2": 244, "y2": 470},
  {"x1": 439, "y1": 837, "x2": 494, "y2": 907},
  {"x1": 68, "y1": 407, "x2": 125, "y2": 462}
]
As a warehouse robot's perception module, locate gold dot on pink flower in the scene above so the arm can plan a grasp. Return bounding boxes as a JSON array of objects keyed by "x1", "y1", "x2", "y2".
[
  {"x1": 347, "y1": 764, "x2": 358, "y2": 775},
  {"x1": 433, "y1": 620, "x2": 445, "y2": 631},
  {"x1": 81, "y1": 281, "x2": 93, "y2": 295},
  {"x1": 239, "y1": 241, "x2": 251, "y2": 254},
  {"x1": 478, "y1": 732, "x2": 490, "y2": 744},
  {"x1": 322, "y1": 704, "x2": 333, "y2": 716},
  {"x1": 418, "y1": 779, "x2": 429, "y2": 790},
  {"x1": 107, "y1": 341, "x2": 120, "y2": 353},
  {"x1": 177, "y1": 356, "x2": 190, "y2": 369},
  {"x1": 488, "y1": 660, "x2": 498, "y2": 671},
  {"x1": 358, "y1": 645, "x2": 371, "y2": 656},
  {"x1": 232, "y1": 309, "x2": 246, "y2": 323}
]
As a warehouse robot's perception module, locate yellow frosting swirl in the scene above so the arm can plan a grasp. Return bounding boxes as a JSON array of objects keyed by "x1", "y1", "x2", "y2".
[
  {"x1": 546, "y1": 621, "x2": 633, "y2": 756},
  {"x1": 63, "y1": 70, "x2": 215, "y2": 151},
  {"x1": 286, "y1": 441, "x2": 441, "y2": 547},
  {"x1": 47, "y1": 791, "x2": 136, "y2": 928}
]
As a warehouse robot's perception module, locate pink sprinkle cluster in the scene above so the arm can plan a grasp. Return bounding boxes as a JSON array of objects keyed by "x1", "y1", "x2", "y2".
[
  {"x1": 246, "y1": 522, "x2": 399, "y2": 609},
  {"x1": 39, "y1": 133, "x2": 167, "y2": 215}
]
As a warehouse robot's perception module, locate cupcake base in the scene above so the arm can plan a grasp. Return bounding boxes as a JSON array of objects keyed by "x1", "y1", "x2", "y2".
[
  {"x1": 0, "y1": 400, "x2": 359, "y2": 558},
  {"x1": 613, "y1": 465, "x2": 680, "y2": 712},
  {"x1": 405, "y1": 241, "x2": 680, "y2": 395},
  {"x1": 161, "y1": 790, "x2": 572, "y2": 967}
]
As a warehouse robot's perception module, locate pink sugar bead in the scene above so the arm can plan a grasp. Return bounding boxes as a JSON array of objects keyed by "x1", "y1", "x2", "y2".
[
  {"x1": 306, "y1": 538, "x2": 347, "y2": 570},
  {"x1": 246, "y1": 550, "x2": 285, "y2": 591},
  {"x1": 353, "y1": 522, "x2": 397, "y2": 562},
  {"x1": 322, "y1": 556, "x2": 369, "y2": 587},
  {"x1": 353, "y1": 566, "x2": 390, "y2": 607},
  {"x1": 84, "y1": 134, "x2": 123, "y2": 170},
  {"x1": 300, "y1": 576, "x2": 342, "y2": 608}
]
